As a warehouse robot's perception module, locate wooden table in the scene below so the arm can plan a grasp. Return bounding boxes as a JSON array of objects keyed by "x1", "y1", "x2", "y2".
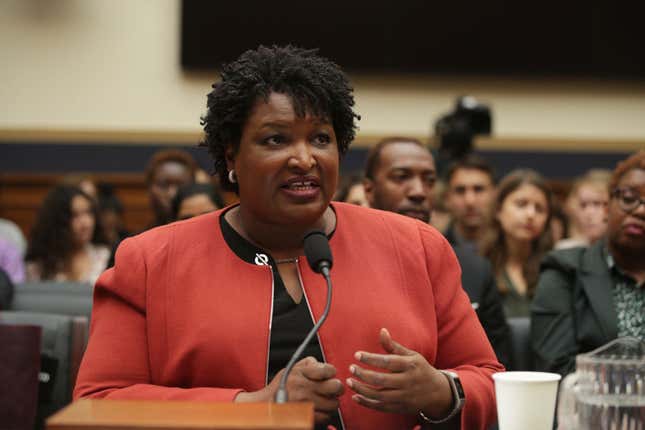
[{"x1": 47, "y1": 399, "x2": 313, "y2": 430}]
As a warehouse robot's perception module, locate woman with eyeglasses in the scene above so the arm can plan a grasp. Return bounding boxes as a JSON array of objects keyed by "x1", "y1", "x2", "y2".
[{"x1": 531, "y1": 151, "x2": 645, "y2": 377}]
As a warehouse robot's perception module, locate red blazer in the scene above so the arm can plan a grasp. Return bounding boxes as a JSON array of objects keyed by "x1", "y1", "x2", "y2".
[{"x1": 75, "y1": 203, "x2": 503, "y2": 429}]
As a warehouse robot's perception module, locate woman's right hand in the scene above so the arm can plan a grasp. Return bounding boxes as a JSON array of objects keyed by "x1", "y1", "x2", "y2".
[{"x1": 235, "y1": 356, "x2": 344, "y2": 424}]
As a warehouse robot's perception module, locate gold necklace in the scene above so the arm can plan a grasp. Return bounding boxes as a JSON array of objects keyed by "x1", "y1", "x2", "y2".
[{"x1": 274, "y1": 257, "x2": 299, "y2": 264}]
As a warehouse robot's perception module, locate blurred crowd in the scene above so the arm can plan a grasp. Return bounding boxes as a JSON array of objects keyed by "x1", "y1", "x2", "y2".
[
  {"x1": 0, "y1": 149, "x2": 224, "y2": 288},
  {"x1": 335, "y1": 142, "x2": 644, "y2": 374},
  {"x1": 1, "y1": 144, "x2": 643, "y2": 375}
]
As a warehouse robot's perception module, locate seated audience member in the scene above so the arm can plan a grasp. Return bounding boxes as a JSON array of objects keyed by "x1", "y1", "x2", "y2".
[
  {"x1": 532, "y1": 152, "x2": 644, "y2": 377},
  {"x1": 363, "y1": 136, "x2": 511, "y2": 368},
  {"x1": 0, "y1": 217, "x2": 27, "y2": 257},
  {"x1": 25, "y1": 185, "x2": 109, "y2": 284},
  {"x1": 96, "y1": 183, "x2": 130, "y2": 249},
  {"x1": 444, "y1": 155, "x2": 496, "y2": 250},
  {"x1": 106, "y1": 149, "x2": 198, "y2": 268},
  {"x1": 556, "y1": 169, "x2": 610, "y2": 249},
  {"x1": 75, "y1": 46, "x2": 502, "y2": 430},
  {"x1": 0, "y1": 237, "x2": 25, "y2": 283},
  {"x1": 334, "y1": 174, "x2": 369, "y2": 207},
  {"x1": 171, "y1": 183, "x2": 223, "y2": 221},
  {"x1": 145, "y1": 149, "x2": 198, "y2": 228},
  {"x1": 481, "y1": 169, "x2": 554, "y2": 317}
]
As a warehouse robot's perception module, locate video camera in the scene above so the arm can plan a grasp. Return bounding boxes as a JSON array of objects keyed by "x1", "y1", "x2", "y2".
[{"x1": 434, "y1": 96, "x2": 492, "y2": 160}]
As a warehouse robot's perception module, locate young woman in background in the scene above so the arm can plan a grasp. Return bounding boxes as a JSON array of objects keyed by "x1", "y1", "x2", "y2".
[
  {"x1": 481, "y1": 169, "x2": 553, "y2": 317},
  {"x1": 25, "y1": 185, "x2": 109, "y2": 284}
]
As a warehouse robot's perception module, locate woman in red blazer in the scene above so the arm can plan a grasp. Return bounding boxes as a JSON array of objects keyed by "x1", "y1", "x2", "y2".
[{"x1": 75, "y1": 45, "x2": 503, "y2": 430}]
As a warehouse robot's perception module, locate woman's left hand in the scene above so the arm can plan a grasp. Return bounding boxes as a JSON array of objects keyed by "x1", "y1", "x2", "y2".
[{"x1": 346, "y1": 328, "x2": 453, "y2": 419}]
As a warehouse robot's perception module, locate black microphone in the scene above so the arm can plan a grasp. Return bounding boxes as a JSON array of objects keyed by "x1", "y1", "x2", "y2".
[
  {"x1": 275, "y1": 230, "x2": 334, "y2": 403},
  {"x1": 303, "y1": 230, "x2": 333, "y2": 276}
]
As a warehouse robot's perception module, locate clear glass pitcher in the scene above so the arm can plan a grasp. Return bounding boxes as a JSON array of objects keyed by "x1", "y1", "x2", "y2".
[{"x1": 557, "y1": 337, "x2": 644, "y2": 430}]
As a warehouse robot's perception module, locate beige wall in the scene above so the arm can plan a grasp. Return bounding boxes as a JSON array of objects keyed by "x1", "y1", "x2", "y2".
[{"x1": 2, "y1": 0, "x2": 645, "y2": 142}]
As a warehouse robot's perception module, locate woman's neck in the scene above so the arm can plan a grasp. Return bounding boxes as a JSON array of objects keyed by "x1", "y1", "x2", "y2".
[
  {"x1": 504, "y1": 235, "x2": 532, "y2": 266},
  {"x1": 65, "y1": 244, "x2": 91, "y2": 281},
  {"x1": 502, "y1": 236, "x2": 532, "y2": 296},
  {"x1": 567, "y1": 224, "x2": 588, "y2": 243},
  {"x1": 228, "y1": 205, "x2": 335, "y2": 259},
  {"x1": 609, "y1": 242, "x2": 645, "y2": 284}
]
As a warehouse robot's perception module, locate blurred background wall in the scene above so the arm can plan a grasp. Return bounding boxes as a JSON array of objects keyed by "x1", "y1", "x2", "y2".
[{"x1": 1, "y1": 0, "x2": 644, "y2": 140}]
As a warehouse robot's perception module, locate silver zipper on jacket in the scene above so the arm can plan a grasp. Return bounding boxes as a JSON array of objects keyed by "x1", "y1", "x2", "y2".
[
  {"x1": 265, "y1": 267, "x2": 275, "y2": 386},
  {"x1": 296, "y1": 265, "x2": 346, "y2": 430}
]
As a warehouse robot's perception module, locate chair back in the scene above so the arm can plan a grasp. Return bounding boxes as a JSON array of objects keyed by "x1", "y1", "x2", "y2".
[
  {"x1": 11, "y1": 281, "x2": 94, "y2": 318},
  {"x1": 0, "y1": 323, "x2": 41, "y2": 430},
  {"x1": 0, "y1": 311, "x2": 89, "y2": 428},
  {"x1": 508, "y1": 316, "x2": 533, "y2": 371}
]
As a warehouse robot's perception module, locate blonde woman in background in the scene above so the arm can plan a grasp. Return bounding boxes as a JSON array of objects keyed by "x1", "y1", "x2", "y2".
[{"x1": 556, "y1": 169, "x2": 610, "y2": 249}]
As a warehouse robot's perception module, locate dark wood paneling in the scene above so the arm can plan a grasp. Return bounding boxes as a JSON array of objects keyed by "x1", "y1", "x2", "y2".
[{"x1": 0, "y1": 173, "x2": 151, "y2": 238}]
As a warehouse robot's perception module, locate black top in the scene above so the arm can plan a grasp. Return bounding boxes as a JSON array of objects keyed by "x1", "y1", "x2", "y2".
[{"x1": 219, "y1": 212, "x2": 343, "y2": 430}]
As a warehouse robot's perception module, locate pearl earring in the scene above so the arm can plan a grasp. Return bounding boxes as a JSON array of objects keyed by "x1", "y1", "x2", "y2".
[{"x1": 228, "y1": 170, "x2": 237, "y2": 184}]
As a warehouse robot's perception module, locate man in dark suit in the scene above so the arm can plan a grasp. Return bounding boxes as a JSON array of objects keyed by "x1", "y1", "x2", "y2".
[{"x1": 362, "y1": 137, "x2": 511, "y2": 368}]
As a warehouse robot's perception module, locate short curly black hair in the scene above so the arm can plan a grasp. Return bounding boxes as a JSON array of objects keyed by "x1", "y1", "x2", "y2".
[{"x1": 200, "y1": 45, "x2": 360, "y2": 193}]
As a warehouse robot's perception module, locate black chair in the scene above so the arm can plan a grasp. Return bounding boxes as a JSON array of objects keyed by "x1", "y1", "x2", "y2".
[
  {"x1": 508, "y1": 316, "x2": 533, "y2": 371},
  {"x1": 0, "y1": 311, "x2": 89, "y2": 428}
]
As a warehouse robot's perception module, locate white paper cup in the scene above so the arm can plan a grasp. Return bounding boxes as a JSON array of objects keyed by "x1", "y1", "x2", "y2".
[{"x1": 493, "y1": 371, "x2": 562, "y2": 430}]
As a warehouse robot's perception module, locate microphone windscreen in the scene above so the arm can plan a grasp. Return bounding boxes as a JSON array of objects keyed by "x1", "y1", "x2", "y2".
[{"x1": 303, "y1": 230, "x2": 333, "y2": 273}]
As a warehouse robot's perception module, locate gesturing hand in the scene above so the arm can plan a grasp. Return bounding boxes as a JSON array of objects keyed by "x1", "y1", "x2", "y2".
[
  {"x1": 236, "y1": 356, "x2": 344, "y2": 424},
  {"x1": 346, "y1": 328, "x2": 453, "y2": 419}
]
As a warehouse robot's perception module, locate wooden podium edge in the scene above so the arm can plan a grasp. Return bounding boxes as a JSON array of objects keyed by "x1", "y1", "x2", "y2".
[{"x1": 46, "y1": 399, "x2": 314, "y2": 430}]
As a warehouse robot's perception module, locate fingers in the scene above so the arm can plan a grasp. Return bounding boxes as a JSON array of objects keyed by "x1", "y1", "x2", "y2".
[
  {"x1": 347, "y1": 379, "x2": 401, "y2": 414},
  {"x1": 351, "y1": 393, "x2": 398, "y2": 413},
  {"x1": 298, "y1": 359, "x2": 337, "y2": 381},
  {"x1": 314, "y1": 391, "x2": 341, "y2": 410},
  {"x1": 313, "y1": 378, "x2": 345, "y2": 398},
  {"x1": 348, "y1": 363, "x2": 406, "y2": 389},
  {"x1": 286, "y1": 357, "x2": 343, "y2": 416},
  {"x1": 353, "y1": 350, "x2": 413, "y2": 373},
  {"x1": 379, "y1": 328, "x2": 414, "y2": 356},
  {"x1": 346, "y1": 329, "x2": 440, "y2": 415},
  {"x1": 346, "y1": 366, "x2": 427, "y2": 415}
]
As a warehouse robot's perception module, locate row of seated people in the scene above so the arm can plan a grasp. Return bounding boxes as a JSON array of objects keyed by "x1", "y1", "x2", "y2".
[
  {"x1": 334, "y1": 142, "x2": 644, "y2": 376},
  {"x1": 0, "y1": 149, "x2": 224, "y2": 286},
  {"x1": 2, "y1": 146, "x2": 642, "y2": 377}
]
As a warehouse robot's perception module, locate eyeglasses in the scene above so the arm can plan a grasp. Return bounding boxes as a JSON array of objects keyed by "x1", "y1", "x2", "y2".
[{"x1": 611, "y1": 188, "x2": 645, "y2": 213}]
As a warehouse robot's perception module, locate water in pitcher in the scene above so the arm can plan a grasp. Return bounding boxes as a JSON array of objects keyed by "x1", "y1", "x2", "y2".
[{"x1": 576, "y1": 394, "x2": 644, "y2": 430}]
